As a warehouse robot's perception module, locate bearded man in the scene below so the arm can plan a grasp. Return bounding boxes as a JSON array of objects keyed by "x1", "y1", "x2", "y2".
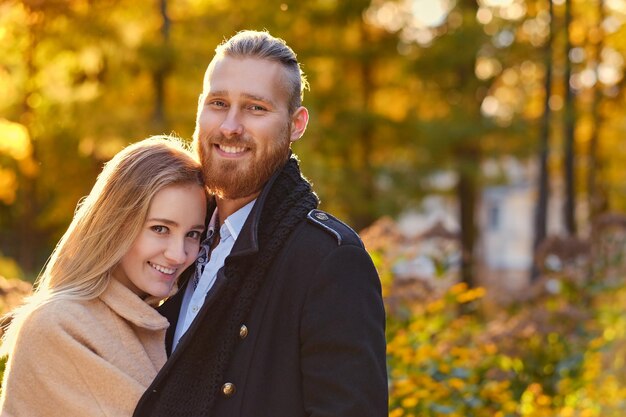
[{"x1": 134, "y1": 30, "x2": 388, "y2": 417}]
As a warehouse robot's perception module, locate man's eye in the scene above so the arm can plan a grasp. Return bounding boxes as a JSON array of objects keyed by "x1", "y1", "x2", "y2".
[{"x1": 250, "y1": 105, "x2": 267, "y2": 111}]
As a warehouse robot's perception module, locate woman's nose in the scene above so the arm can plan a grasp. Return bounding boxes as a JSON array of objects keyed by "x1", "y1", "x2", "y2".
[{"x1": 164, "y1": 238, "x2": 187, "y2": 265}]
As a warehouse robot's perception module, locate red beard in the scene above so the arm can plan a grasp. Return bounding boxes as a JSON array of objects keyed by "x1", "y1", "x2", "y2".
[{"x1": 197, "y1": 126, "x2": 291, "y2": 200}]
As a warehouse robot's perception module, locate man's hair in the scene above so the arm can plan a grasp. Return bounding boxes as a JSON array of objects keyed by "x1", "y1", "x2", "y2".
[
  {"x1": 1, "y1": 136, "x2": 206, "y2": 354},
  {"x1": 215, "y1": 30, "x2": 309, "y2": 114}
]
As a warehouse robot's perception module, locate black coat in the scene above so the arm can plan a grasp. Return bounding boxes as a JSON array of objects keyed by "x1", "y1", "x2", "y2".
[{"x1": 134, "y1": 159, "x2": 388, "y2": 417}]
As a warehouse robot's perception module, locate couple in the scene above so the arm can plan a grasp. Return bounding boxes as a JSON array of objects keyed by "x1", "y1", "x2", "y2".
[{"x1": 0, "y1": 30, "x2": 388, "y2": 417}]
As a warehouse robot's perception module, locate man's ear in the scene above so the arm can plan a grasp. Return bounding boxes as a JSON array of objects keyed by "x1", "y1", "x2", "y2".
[{"x1": 289, "y1": 106, "x2": 309, "y2": 143}]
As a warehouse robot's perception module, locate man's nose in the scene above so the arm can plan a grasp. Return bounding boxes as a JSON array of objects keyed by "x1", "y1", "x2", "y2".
[{"x1": 220, "y1": 108, "x2": 244, "y2": 137}]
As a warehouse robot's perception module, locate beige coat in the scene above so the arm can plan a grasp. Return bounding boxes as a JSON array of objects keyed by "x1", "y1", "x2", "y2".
[{"x1": 0, "y1": 279, "x2": 169, "y2": 417}]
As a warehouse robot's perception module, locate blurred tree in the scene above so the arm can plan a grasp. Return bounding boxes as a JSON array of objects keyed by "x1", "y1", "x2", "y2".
[
  {"x1": 1, "y1": 0, "x2": 418, "y2": 275},
  {"x1": 563, "y1": 0, "x2": 577, "y2": 235},
  {"x1": 550, "y1": 0, "x2": 626, "y2": 227},
  {"x1": 150, "y1": 0, "x2": 172, "y2": 130},
  {"x1": 294, "y1": 1, "x2": 413, "y2": 229},
  {"x1": 367, "y1": 0, "x2": 539, "y2": 287},
  {"x1": 4, "y1": 0, "x2": 626, "y2": 282},
  {"x1": 0, "y1": 0, "x2": 182, "y2": 277},
  {"x1": 533, "y1": 0, "x2": 554, "y2": 279},
  {"x1": 587, "y1": 0, "x2": 608, "y2": 219}
]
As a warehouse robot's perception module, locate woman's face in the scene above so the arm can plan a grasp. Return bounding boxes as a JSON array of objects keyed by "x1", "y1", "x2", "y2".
[{"x1": 114, "y1": 184, "x2": 207, "y2": 299}]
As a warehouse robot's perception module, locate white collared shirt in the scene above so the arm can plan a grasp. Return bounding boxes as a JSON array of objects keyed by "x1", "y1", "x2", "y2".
[{"x1": 172, "y1": 199, "x2": 256, "y2": 351}]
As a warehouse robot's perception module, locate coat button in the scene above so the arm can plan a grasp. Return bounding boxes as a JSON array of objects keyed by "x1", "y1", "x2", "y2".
[
  {"x1": 314, "y1": 212, "x2": 329, "y2": 221},
  {"x1": 222, "y1": 382, "x2": 236, "y2": 397},
  {"x1": 239, "y1": 324, "x2": 248, "y2": 339}
]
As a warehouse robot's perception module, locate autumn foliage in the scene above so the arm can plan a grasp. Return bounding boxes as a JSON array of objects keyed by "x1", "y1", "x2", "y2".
[{"x1": 363, "y1": 217, "x2": 626, "y2": 416}]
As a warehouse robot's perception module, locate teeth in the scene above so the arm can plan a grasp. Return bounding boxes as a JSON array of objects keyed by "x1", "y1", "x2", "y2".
[
  {"x1": 150, "y1": 263, "x2": 176, "y2": 275},
  {"x1": 219, "y1": 145, "x2": 246, "y2": 154}
]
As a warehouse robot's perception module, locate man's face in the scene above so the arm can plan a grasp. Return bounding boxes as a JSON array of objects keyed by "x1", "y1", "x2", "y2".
[{"x1": 194, "y1": 55, "x2": 308, "y2": 200}]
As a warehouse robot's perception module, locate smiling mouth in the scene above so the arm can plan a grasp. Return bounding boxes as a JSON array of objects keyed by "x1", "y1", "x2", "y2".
[
  {"x1": 215, "y1": 144, "x2": 249, "y2": 155},
  {"x1": 149, "y1": 262, "x2": 176, "y2": 275}
]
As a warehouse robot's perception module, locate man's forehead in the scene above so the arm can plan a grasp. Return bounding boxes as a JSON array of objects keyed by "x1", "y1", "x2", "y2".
[{"x1": 202, "y1": 56, "x2": 290, "y2": 101}]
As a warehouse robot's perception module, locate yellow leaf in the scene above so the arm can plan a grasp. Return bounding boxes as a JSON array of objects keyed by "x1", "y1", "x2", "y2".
[
  {"x1": 0, "y1": 168, "x2": 17, "y2": 204},
  {"x1": 0, "y1": 119, "x2": 31, "y2": 161}
]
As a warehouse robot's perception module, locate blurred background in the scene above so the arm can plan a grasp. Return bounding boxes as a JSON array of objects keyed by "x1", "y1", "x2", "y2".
[{"x1": 1, "y1": 0, "x2": 626, "y2": 415}]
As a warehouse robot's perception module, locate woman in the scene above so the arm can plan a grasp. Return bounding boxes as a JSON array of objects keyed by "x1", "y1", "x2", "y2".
[{"x1": 0, "y1": 136, "x2": 207, "y2": 416}]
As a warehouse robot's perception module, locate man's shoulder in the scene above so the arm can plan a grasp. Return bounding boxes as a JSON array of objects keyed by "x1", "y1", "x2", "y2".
[{"x1": 303, "y1": 209, "x2": 365, "y2": 249}]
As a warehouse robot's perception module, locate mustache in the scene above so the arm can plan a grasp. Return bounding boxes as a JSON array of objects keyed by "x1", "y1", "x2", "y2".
[{"x1": 206, "y1": 133, "x2": 253, "y2": 148}]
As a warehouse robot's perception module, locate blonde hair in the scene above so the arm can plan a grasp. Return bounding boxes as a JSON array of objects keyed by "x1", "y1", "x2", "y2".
[{"x1": 1, "y1": 135, "x2": 205, "y2": 354}]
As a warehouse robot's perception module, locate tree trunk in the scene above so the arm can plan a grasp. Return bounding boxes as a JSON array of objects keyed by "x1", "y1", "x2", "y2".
[
  {"x1": 17, "y1": 5, "x2": 41, "y2": 275},
  {"x1": 587, "y1": 0, "x2": 607, "y2": 219},
  {"x1": 532, "y1": 0, "x2": 554, "y2": 279},
  {"x1": 456, "y1": 0, "x2": 481, "y2": 289},
  {"x1": 563, "y1": 0, "x2": 577, "y2": 235},
  {"x1": 152, "y1": 0, "x2": 171, "y2": 129},
  {"x1": 353, "y1": 20, "x2": 376, "y2": 230},
  {"x1": 457, "y1": 159, "x2": 478, "y2": 288}
]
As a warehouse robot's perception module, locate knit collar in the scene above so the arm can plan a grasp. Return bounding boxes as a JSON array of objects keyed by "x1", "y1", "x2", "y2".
[
  {"x1": 229, "y1": 153, "x2": 306, "y2": 258},
  {"x1": 100, "y1": 279, "x2": 170, "y2": 331}
]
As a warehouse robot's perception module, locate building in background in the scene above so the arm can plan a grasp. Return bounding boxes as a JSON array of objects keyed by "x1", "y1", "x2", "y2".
[{"x1": 382, "y1": 158, "x2": 573, "y2": 301}]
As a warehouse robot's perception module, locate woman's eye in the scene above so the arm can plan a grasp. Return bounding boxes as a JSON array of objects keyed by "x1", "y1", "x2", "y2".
[
  {"x1": 187, "y1": 230, "x2": 202, "y2": 240},
  {"x1": 151, "y1": 225, "x2": 168, "y2": 234}
]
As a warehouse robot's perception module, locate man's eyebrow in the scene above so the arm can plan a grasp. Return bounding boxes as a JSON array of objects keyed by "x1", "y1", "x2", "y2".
[
  {"x1": 242, "y1": 93, "x2": 276, "y2": 107},
  {"x1": 205, "y1": 90, "x2": 227, "y2": 98},
  {"x1": 205, "y1": 91, "x2": 276, "y2": 107}
]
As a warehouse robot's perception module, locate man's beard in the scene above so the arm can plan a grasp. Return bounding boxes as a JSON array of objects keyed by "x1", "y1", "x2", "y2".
[{"x1": 197, "y1": 126, "x2": 291, "y2": 200}]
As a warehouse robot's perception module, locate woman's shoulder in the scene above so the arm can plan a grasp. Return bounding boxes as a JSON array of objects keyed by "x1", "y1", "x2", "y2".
[
  {"x1": 15, "y1": 297, "x2": 104, "y2": 340},
  {"x1": 1, "y1": 296, "x2": 117, "y2": 361}
]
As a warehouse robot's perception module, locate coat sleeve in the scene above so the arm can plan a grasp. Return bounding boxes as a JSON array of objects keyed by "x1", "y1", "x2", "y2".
[
  {"x1": 0, "y1": 305, "x2": 146, "y2": 417},
  {"x1": 300, "y1": 244, "x2": 388, "y2": 417}
]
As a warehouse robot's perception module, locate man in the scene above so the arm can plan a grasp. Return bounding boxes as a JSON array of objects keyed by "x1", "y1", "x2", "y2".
[{"x1": 134, "y1": 30, "x2": 387, "y2": 417}]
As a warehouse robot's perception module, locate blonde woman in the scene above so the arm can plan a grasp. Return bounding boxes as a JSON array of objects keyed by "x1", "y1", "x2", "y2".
[{"x1": 0, "y1": 136, "x2": 207, "y2": 416}]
